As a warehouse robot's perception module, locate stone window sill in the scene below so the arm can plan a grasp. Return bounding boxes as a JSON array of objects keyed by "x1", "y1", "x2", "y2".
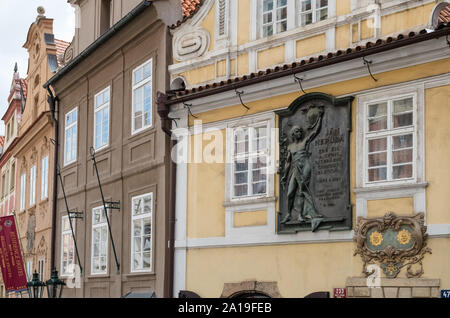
[{"x1": 222, "y1": 196, "x2": 277, "y2": 208}]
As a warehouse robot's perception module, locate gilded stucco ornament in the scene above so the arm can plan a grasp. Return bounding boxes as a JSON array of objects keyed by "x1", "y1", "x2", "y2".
[{"x1": 353, "y1": 212, "x2": 432, "y2": 278}]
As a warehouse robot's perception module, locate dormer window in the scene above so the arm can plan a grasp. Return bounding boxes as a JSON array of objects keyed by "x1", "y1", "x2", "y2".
[
  {"x1": 262, "y1": 0, "x2": 288, "y2": 37},
  {"x1": 299, "y1": 0, "x2": 328, "y2": 27}
]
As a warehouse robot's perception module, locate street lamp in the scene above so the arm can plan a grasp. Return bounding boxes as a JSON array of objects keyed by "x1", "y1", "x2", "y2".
[
  {"x1": 46, "y1": 268, "x2": 66, "y2": 298},
  {"x1": 27, "y1": 271, "x2": 45, "y2": 298}
]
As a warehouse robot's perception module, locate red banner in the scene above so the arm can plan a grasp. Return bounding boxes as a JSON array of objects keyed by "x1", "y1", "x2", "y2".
[{"x1": 0, "y1": 216, "x2": 27, "y2": 293}]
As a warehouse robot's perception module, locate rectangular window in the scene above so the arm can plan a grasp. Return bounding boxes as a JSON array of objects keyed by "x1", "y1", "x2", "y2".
[
  {"x1": 299, "y1": 0, "x2": 328, "y2": 27},
  {"x1": 1, "y1": 174, "x2": 5, "y2": 199},
  {"x1": 64, "y1": 108, "x2": 78, "y2": 166},
  {"x1": 232, "y1": 124, "x2": 269, "y2": 198},
  {"x1": 94, "y1": 87, "x2": 110, "y2": 150},
  {"x1": 26, "y1": 260, "x2": 33, "y2": 281},
  {"x1": 91, "y1": 207, "x2": 108, "y2": 275},
  {"x1": 132, "y1": 59, "x2": 153, "y2": 134},
  {"x1": 9, "y1": 162, "x2": 15, "y2": 192},
  {"x1": 38, "y1": 258, "x2": 45, "y2": 282},
  {"x1": 262, "y1": 0, "x2": 288, "y2": 37},
  {"x1": 131, "y1": 193, "x2": 152, "y2": 272},
  {"x1": 29, "y1": 165, "x2": 36, "y2": 206},
  {"x1": 20, "y1": 173, "x2": 26, "y2": 211},
  {"x1": 41, "y1": 156, "x2": 48, "y2": 200},
  {"x1": 61, "y1": 216, "x2": 75, "y2": 276},
  {"x1": 365, "y1": 95, "x2": 415, "y2": 184}
]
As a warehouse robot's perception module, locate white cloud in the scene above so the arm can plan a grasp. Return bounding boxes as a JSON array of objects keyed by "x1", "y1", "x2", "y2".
[{"x1": 0, "y1": 0, "x2": 74, "y2": 135}]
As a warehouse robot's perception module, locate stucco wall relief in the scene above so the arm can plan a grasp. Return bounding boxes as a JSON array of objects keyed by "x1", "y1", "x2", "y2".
[{"x1": 173, "y1": 26, "x2": 210, "y2": 61}]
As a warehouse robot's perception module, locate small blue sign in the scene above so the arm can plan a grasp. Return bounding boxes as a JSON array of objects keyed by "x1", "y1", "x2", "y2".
[{"x1": 441, "y1": 290, "x2": 450, "y2": 298}]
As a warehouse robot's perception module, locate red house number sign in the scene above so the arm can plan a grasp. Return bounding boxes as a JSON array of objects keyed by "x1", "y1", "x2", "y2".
[{"x1": 334, "y1": 288, "x2": 347, "y2": 298}]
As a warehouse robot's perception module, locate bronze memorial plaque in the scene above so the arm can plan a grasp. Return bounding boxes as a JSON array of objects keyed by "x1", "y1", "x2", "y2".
[{"x1": 276, "y1": 93, "x2": 353, "y2": 233}]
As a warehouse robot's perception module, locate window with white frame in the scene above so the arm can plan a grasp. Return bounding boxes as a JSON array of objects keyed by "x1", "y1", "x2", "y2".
[
  {"x1": 299, "y1": 0, "x2": 328, "y2": 27},
  {"x1": 20, "y1": 173, "x2": 26, "y2": 211},
  {"x1": 38, "y1": 258, "x2": 45, "y2": 281},
  {"x1": 29, "y1": 165, "x2": 36, "y2": 206},
  {"x1": 131, "y1": 193, "x2": 152, "y2": 272},
  {"x1": 262, "y1": 0, "x2": 288, "y2": 37},
  {"x1": 64, "y1": 108, "x2": 78, "y2": 166},
  {"x1": 364, "y1": 95, "x2": 416, "y2": 184},
  {"x1": 132, "y1": 59, "x2": 152, "y2": 134},
  {"x1": 232, "y1": 123, "x2": 269, "y2": 198},
  {"x1": 61, "y1": 216, "x2": 75, "y2": 276},
  {"x1": 41, "y1": 156, "x2": 48, "y2": 200},
  {"x1": 94, "y1": 87, "x2": 110, "y2": 150},
  {"x1": 91, "y1": 207, "x2": 108, "y2": 275}
]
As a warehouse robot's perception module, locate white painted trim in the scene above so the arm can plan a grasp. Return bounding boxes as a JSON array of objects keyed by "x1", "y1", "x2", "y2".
[
  {"x1": 224, "y1": 112, "x2": 275, "y2": 204},
  {"x1": 64, "y1": 107, "x2": 78, "y2": 167},
  {"x1": 325, "y1": 27, "x2": 335, "y2": 52},
  {"x1": 169, "y1": 0, "x2": 434, "y2": 77},
  {"x1": 356, "y1": 84, "x2": 425, "y2": 188},
  {"x1": 171, "y1": 39, "x2": 449, "y2": 116},
  {"x1": 428, "y1": 224, "x2": 450, "y2": 238},
  {"x1": 131, "y1": 58, "x2": 153, "y2": 135},
  {"x1": 250, "y1": 0, "x2": 258, "y2": 42},
  {"x1": 175, "y1": 229, "x2": 354, "y2": 249},
  {"x1": 172, "y1": 108, "x2": 189, "y2": 297},
  {"x1": 91, "y1": 206, "x2": 109, "y2": 276},
  {"x1": 93, "y1": 86, "x2": 111, "y2": 151}
]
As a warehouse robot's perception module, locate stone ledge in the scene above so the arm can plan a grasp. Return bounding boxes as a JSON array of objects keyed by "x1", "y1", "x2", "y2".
[{"x1": 346, "y1": 277, "x2": 440, "y2": 287}]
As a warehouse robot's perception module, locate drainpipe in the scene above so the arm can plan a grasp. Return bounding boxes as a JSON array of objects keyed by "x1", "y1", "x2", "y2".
[
  {"x1": 47, "y1": 87, "x2": 59, "y2": 271},
  {"x1": 156, "y1": 92, "x2": 176, "y2": 297}
]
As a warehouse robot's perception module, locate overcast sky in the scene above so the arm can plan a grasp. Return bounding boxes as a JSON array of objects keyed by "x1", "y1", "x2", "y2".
[{"x1": 0, "y1": 0, "x2": 75, "y2": 135}]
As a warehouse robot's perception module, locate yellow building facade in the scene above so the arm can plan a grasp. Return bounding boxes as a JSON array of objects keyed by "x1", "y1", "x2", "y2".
[{"x1": 166, "y1": 0, "x2": 450, "y2": 298}]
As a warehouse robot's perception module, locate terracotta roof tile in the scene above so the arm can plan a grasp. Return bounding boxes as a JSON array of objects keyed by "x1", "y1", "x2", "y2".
[
  {"x1": 169, "y1": 24, "x2": 450, "y2": 100},
  {"x1": 20, "y1": 79, "x2": 27, "y2": 100},
  {"x1": 170, "y1": 0, "x2": 204, "y2": 29},
  {"x1": 438, "y1": 4, "x2": 450, "y2": 23},
  {"x1": 181, "y1": 0, "x2": 201, "y2": 17},
  {"x1": 55, "y1": 39, "x2": 70, "y2": 57}
]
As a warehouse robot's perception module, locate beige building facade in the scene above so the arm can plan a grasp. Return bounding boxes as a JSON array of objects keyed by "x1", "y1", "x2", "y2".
[
  {"x1": 12, "y1": 12, "x2": 69, "y2": 292},
  {"x1": 44, "y1": 0, "x2": 182, "y2": 298}
]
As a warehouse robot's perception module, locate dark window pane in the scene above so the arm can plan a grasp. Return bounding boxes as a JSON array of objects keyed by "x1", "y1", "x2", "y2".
[
  {"x1": 393, "y1": 98, "x2": 413, "y2": 113},
  {"x1": 368, "y1": 117, "x2": 387, "y2": 131},
  {"x1": 263, "y1": 25, "x2": 273, "y2": 37},
  {"x1": 234, "y1": 184, "x2": 248, "y2": 197},
  {"x1": 235, "y1": 172, "x2": 248, "y2": 184},
  {"x1": 393, "y1": 134, "x2": 413, "y2": 150},
  {"x1": 368, "y1": 152, "x2": 386, "y2": 167},
  {"x1": 301, "y1": 0, "x2": 312, "y2": 11},
  {"x1": 318, "y1": 0, "x2": 328, "y2": 8},
  {"x1": 301, "y1": 13, "x2": 312, "y2": 25},
  {"x1": 368, "y1": 103, "x2": 387, "y2": 117},
  {"x1": 277, "y1": 21, "x2": 287, "y2": 33},
  {"x1": 368, "y1": 138, "x2": 387, "y2": 152},
  {"x1": 368, "y1": 167, "x2": 387, "y2": 182},
  {"x1": 252, "y1": 169, "x2": 266, "y2": 183},
  {"x1": 253, "y1": 182, "x2": 266, "y2": 195},
  {"x1": 277, "y1": 0, "x2": 287, "y2": 7},
  {"x1": 393, "y1": 112, "x2": 413, "y2": 128},
  {"x1": 277, "y1": 7, "x2": 287, "y2": 20},
  {"x1": 263, "y1": 0, "x2": 273, "y2": 12},
  {"x1": 393, "y1": 149, "x2": 412, "y2": 164},
  {"x1": 393, "y1": 164, "x2": 412, "y2": 179}
]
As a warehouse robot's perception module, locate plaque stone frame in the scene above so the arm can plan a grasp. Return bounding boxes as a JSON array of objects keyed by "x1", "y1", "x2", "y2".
[{"x1": 276, "y1": 93, "x2": 353, "y2": 233}]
